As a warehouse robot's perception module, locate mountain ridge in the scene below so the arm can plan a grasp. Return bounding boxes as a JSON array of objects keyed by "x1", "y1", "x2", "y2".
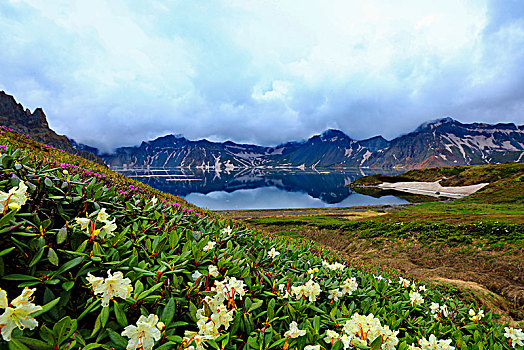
[{"x1": 102, "y1": 118, "x2": 524, "y2": 170}]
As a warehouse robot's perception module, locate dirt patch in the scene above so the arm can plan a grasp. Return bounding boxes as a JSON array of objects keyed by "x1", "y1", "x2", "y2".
[{"x1": 217, "y1": 204, "x2": 408, "y2": 220}]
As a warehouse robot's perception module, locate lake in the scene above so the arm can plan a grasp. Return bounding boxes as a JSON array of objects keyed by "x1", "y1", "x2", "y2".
[{"x1": 119, "y1": 167, "x2": 409, "y2": 210}]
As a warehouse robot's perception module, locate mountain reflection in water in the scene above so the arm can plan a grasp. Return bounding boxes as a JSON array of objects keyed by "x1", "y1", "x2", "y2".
[{"x1": 119, "y1": 168, "x2": 408, "y2": 210}]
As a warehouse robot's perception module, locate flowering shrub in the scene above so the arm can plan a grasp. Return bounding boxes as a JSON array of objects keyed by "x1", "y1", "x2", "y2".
[{"x1": 0, "y1": 137, "x2": 521, "y2": 349}]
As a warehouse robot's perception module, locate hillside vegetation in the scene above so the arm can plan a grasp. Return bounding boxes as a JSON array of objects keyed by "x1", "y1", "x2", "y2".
[
  {"x1": 0, "y1": 127, "x2": 522, "y2": 350},
  {"x1": 351, "y1": 163, "x2": 524, "y2": 205}
]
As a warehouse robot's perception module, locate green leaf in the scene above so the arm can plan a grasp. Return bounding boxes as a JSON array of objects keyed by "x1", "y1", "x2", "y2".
[
  {"x1": 28, "y1": 247, "x2": 45, "y2": 267},
  {"x1": 370, "y1": 336, "x2": 383, "y2": 350},
  {"x1": 53, "y1": 316, "x2": 77, "y2": 346},
  {"x1": 136, "y1": 282, "x2": 163, "y2": 300},
  {"x1": 0, "y1": 247, "x2": 15, "y2": 257},
  {"x1": 8, "y1": 338, "x2": 30, "y2": 350},
  {"x1": 10, "y1": 337, "x2": 50, "y2": 350},
  {"x1": 0, "y1": 209, "x2": 17, "y2": 229},
  {"x1": 100, "y1": 306, "x2": 110, "y2": 328},
  {"x1": 56, "y1": 226, "x2": 67, "y2": 244},
  {"x1": 248, "y1": 299, "x2": 263, "y2": 313},
  {"x1": 161, "y1": 297, "x2": 176, "y2": 326},
  {"x1": 47, "y1": 247, "x2": 59, "y2": 266},
  {"x1": 51, "y1": 256, "x2": 84, "y2": 277},
  {"x1": 44, "y1": 177, "x2": 53, "y2": 187},
  {"x1": 2, "y1": 274, "x2": 39, "y2": 281},
  {"x1": 189, "y1": 301, "x2": 198, "y2": 322},
  {"x1": 62, "y1": 280, "x2": 75, "y2": 291},
  {"x1": 83, "y1": 344, "x2": 104, "y2": 350},
  {"x1": 114, "y1": 301, "x2": 128, "y2": 327},
  {"x1": 32, "y1": 297, "x2": 61, "y2": 317},
  {"x1": 107, "y1": 329, "x2": 128, "y2": 350}
]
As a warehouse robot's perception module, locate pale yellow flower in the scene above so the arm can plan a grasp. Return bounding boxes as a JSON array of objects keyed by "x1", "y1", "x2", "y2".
[
  {"x1": 87, "y1": 270, "x2": 132, "y2": 307},
  {"x1": 284, "y1": 321, "x2": 306, "y2": 338},
  {"x1": 0, "y1": 181, "x2": 28, "y2": 210},
  {"x1": 203, "y1": 241, "x2": 216, "y2": 252},
  {"x1": 121, "y1": 314, "x2": 162, "y2": 350},
  {"x1": 208, "y1": 265, "x2": 219, "y2": 278},
  {"x1": 0, "y1": 288, "x2": 7, "y2": 309},
  {"x1": 0, "y1": 288, "x2": 42, "y2": 341},
  {"x1": 268, "y1": 247, "x2": 280, "y2": 258}
]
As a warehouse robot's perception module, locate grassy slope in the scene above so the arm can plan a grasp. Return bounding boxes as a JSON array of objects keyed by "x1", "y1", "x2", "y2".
[{"x1": 0, "y1": 127, "x2": 522, "y2": 349}]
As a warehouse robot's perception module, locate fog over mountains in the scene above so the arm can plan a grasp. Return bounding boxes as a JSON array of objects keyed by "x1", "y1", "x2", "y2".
[{"x1": 1, "y1": 90, "x2": 523, "y2": 170}]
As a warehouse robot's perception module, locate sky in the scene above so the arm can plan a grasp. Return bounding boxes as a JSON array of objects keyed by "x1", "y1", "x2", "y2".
[{"x1": 1, "y1": 0, "x2": 524, "y2": 152}]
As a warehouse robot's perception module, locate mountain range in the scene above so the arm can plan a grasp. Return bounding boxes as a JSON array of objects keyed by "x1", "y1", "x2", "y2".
[
  {"x1": 103, "y1": 118, "x2": 524, "y2": 169},
  {"x1": 1, "y1": 90, "x2": 523, "y2": 169}
]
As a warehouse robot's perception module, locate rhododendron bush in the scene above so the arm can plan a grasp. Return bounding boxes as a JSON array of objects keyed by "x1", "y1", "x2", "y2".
[{"x1": 0, "y1": 141, "x2": 521, "y2": 349}]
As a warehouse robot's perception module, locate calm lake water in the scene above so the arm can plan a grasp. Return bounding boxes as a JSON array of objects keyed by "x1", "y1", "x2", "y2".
[{"x1": 119, "y1": 168, "x2": 408, "y2": 210}]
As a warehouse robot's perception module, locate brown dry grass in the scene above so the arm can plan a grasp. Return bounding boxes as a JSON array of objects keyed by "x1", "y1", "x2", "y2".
[{"x1": 246, "y1": 222, "x2": 524, "y2": 325}]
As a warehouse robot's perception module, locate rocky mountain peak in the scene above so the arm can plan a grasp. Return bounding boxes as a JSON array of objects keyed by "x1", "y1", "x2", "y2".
[{"x1": 319, "y1": 129, "x2": 351, "y2": 141}]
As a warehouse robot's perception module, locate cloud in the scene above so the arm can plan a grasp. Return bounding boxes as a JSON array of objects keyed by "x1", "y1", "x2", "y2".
[{"x1": 0, "y1": 0, "x2": 523, "y2": 151}]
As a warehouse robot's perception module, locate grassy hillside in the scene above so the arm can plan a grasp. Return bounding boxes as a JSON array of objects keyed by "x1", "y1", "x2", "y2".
[
  {"x1": 0, "y1": 127, "x2": 522, "y2": 350},
  {"x1": 351, "y1": 162, "x2": 524, "y2": 205}
]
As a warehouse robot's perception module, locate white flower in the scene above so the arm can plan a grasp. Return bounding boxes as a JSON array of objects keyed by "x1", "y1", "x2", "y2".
[
  {"x1": 0, "y1": 181, "x2": 28, "y2": 211},
  {"x1": 307, "y1": 267, "x2": 319, "y2": 275},
  {"x1": 208, "y1": 265, "x2": 219, "y2": 278},
  {"x1": 121, "y1": 314, "x2": 162, "y2": 350},
  {"x1": 0, "y1": 288, "x2": 42, "y2": 341},
  {"x1": 102, "y1": 220, "x2": 117, "y2": 237},
  {"x1": 419, "y1": 285, "x2": 427, "y2": 292},
  {"x1": 87, "y1": 270, "x2": 133, "y2": 307},
  {"x1": 504, "y1": 327, "x2": 524, "y2": 348},
  {"x1": 324, "y1": 329, "x2": 340, "y2": 344},
  {"x1": 221, "y1": 226, "x2": 232, "y2": 236},
  {"x1": 278, "y1": 284, "x2": 291, "y2": 299},
  {"x1": 468, "y1": 308, "x2": 484, "y2": 322},
  {"x1": 211, "y1": 308, "x2": 234, "y2": 329},
  {"x1": 322, "y1": 260, "x2": 346, "y2": 271},
  {"x1": 183, "y1": 331, "x2": 214, "y2": 350},
  {"x1": 373, "y1": 274, "x2": 384, "y2": 281},
  {"x1": 268, "y1": 247, "x2": 280, "y2": 258},
  {"x1": 399, "y1": 277, "x2": 411, "y2": 288},
  {"x1": 0, "y1": 289, "x2": 7, "y2": 309},
  {"x1": 97, "y1": 208, "x2": 111, "y2": 222},
  {"x1": 75, "y1": 217, "x2": 91, "y2": 230},
  {"x1": 284, "y1": 321, "x2": 306, "y2": 338},
  {"x1": 328, "y1": 288, "x2": 344, "y2": 302},
  {"x1": 192, "y1": 271, "x2": 203, "y2": 281},
  {"x1": 304, "y1": 345, "x2": 321, "y2": 350},
  {"x1": 304, "y1": 280, "x2": 322, "y2": 302},
  {"x1": 341, "y1": 277, "x2": 358, "y2": 295},
  {"x1": 419, "y1": 334, "x2": 455, "y2": 350},
  {"x1": 151, "y1": 197, "x2": 158, "y2": 205},
  {"x1": 342, "y1": 312, "x2": 398, "y2": 349},
  {"x1": 203, "y1": 241, "x2": 216, "y2": 252},
  {"x1": 409, "y1": 291, "x2": 424, "y2": 306}
]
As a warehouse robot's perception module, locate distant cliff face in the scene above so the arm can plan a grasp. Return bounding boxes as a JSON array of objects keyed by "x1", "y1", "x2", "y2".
[
  {"x1": 102, "y1": 118, "x2": 524, "y2": 170},
  {"x1": 0, "y1": 91, "x2": 102, "y2": 163}
]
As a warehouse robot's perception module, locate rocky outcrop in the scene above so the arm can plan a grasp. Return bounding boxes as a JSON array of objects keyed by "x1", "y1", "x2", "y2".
[{"x1": 0, "y1": 91, "x2": 103, "y2": 163}]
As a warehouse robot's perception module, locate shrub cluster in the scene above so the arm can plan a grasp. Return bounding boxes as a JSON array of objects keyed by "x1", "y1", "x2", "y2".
[{"x1": 0, "y1": 137, "x2": 522, "y2": 349}]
